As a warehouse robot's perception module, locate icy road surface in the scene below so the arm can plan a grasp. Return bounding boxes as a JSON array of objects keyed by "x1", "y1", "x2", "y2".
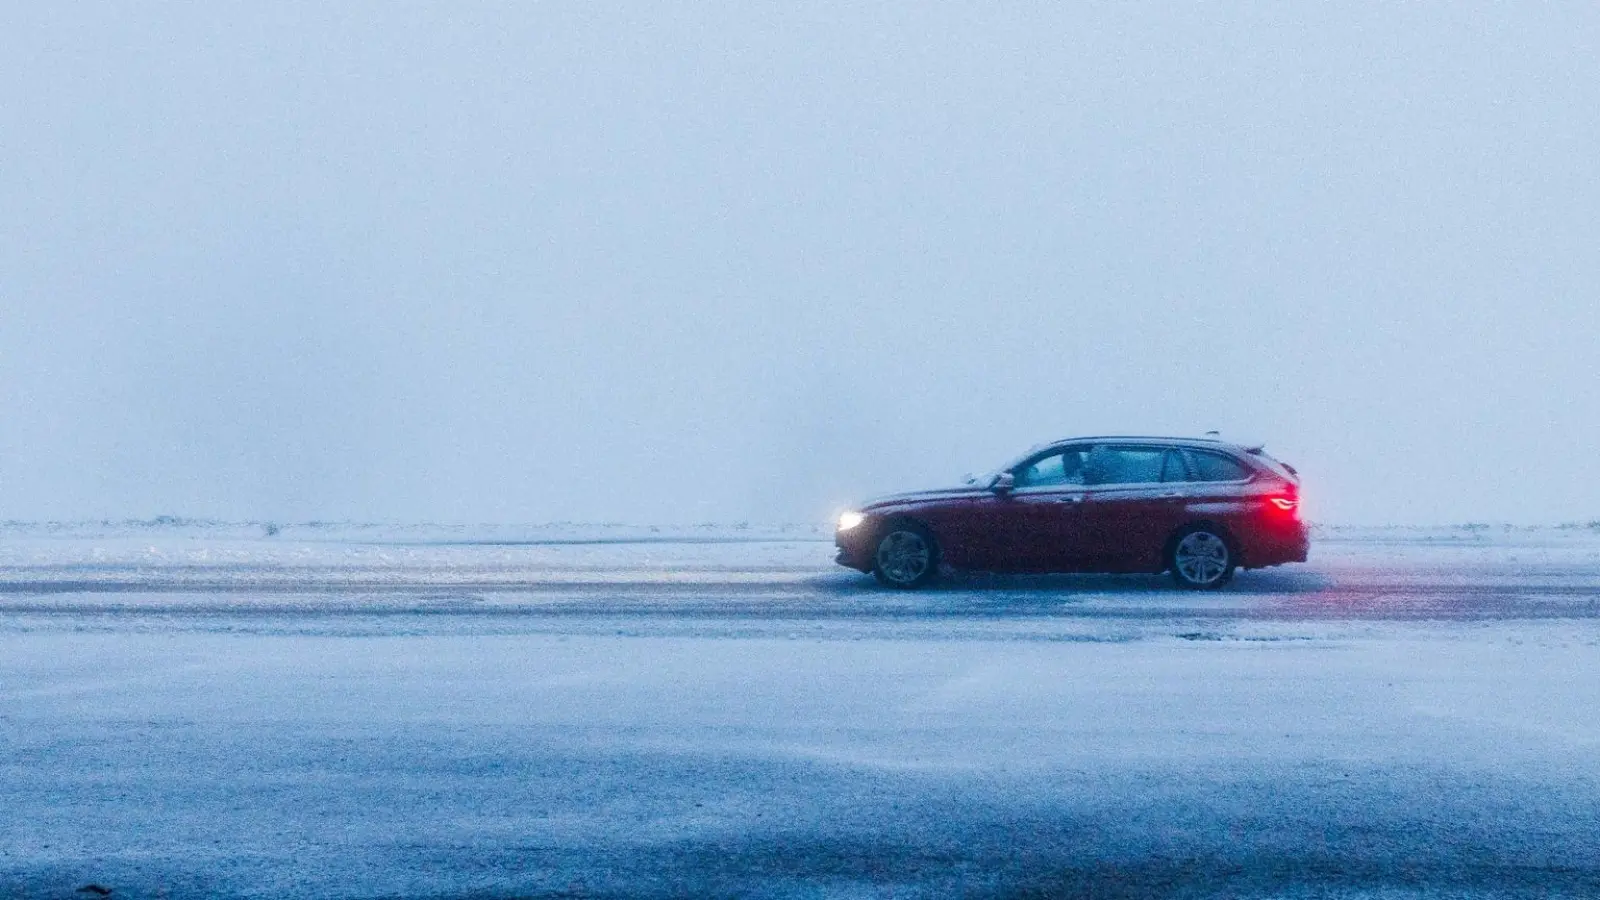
[{"x1": 3, "y1": 525, "x2": 1600, "y2": 899}]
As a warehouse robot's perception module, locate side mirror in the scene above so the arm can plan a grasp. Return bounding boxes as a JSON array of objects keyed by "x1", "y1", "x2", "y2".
[{"x1": 991, "y1": 472, "x2": 1015, "y2": 493}]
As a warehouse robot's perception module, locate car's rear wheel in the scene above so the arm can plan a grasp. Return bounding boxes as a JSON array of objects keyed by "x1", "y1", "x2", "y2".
[
  {"x1": 1168, "y1": 527, "x2": 1235, "y2": 590},
  {"x1": 872, "y1": 524, "x2": 939, "y2": 589}
]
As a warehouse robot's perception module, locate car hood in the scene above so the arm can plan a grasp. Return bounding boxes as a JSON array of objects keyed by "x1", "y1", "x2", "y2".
[{"x1": 860, "y1": 486, "x2": 988, "y2": 511}]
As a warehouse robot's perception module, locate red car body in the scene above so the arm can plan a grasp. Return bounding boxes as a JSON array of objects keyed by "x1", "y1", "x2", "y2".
[{"x1": 835, "y1": 436, "x2": 1308, "y2": 587}]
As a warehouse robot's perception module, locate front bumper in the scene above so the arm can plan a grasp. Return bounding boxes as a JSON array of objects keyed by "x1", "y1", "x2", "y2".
[{"x1": 834, "y1": 529, "x2": 875, "y2": 572}]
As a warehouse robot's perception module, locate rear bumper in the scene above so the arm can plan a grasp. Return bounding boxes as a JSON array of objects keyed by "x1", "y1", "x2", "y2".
[{"x1": 1241, "y1": 523, "x2": 1310, "y2": 568}]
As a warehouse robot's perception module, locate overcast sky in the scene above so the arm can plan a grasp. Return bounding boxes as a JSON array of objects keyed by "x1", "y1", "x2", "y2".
[{"x1": 3, "y1": 3, "x2": 1597, "y2": 526}]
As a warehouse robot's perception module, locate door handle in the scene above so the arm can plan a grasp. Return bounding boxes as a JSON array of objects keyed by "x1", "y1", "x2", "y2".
[
  {"x1": 1158, "y1": 492, "x2": 1185, "y2": 500},
  {"x1": 1054, "y1": 495, "x2": 1082, "y2": 504}
]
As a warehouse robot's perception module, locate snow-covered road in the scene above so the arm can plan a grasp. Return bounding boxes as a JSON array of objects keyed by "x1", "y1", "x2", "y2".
[{"x1": 3, "y1": 526, "x2": 1599, "y2": 898}]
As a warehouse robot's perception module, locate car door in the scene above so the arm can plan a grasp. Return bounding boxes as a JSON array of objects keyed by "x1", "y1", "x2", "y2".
[
  {"x1": 995, "y1": 445, "x2": 1093, "y2": 571},
  {"x1": 1079, "y1": 445, "x2": 1192, "y2": 571}
]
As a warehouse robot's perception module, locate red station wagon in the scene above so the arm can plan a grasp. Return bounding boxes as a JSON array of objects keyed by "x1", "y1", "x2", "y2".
[{"x1": 834, "y1": 436, "x2": 1308, "y2": 589}]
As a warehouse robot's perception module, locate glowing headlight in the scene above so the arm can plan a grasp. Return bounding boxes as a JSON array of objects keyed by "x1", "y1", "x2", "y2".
[{"x1": 837, "y1": 511, "x2": 866, "y2": 531}]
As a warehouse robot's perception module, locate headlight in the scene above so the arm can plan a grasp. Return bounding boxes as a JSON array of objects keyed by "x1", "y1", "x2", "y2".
[{"x1": 837, "y1": 511, "x2": 866, "y2": 531}]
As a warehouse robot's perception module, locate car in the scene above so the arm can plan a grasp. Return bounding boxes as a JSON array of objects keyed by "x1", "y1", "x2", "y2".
[{"x1": 834, "y1": 435, "x2": 1308, "y2": 590}]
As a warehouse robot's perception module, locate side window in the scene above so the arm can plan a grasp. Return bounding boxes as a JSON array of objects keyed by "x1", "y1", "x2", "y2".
[
  {"x1": 1015, "y1": 448, "x2": 1087, "y2": 488},
  {"x1": 1084, "y1": 447, "x2": 1166, "y2": 485},
  {"x1": 1188, "y1": 450, "x2": 1251, "y2": 482}
]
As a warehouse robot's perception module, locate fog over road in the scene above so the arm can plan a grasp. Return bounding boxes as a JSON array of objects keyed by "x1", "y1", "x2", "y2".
[{"x1": 3, "y1": 528, "x2": 1599, "y2": 899}]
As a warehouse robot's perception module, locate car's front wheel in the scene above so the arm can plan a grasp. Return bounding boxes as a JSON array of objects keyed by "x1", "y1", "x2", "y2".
[
  {"x1": 1168, "y1": 526, "x2": 1236, "y2": 590},
  {"x1": 872, "y1": 524, "x2": 939, "y2": 589}
]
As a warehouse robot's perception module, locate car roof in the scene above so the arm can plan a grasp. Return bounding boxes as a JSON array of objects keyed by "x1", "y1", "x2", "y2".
[{"x1": 1038, "y1": 435, "x2": 1265, "y2": 454}]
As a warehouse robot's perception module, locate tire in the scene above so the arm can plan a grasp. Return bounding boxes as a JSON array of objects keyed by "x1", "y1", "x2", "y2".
[
  {"x1": 1167, "y1": 526, "x2": 1236, "y2": 590},
  {"x1": 871, "y1": 523, "x2": 940, "y2": 589}
]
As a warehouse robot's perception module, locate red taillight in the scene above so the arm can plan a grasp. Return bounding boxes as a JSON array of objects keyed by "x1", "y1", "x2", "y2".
[{"x1": 1269, "y1": 497, "x2": 1298, "y2": 511}]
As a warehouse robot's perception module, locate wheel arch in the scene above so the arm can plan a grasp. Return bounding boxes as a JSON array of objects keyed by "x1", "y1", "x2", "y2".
[
  {"x1": 874, "y1": 513, "x2": 941, "y2": 549},
  {"x1": 872, "y1": 514, "x2": 944, "y2": 556}
]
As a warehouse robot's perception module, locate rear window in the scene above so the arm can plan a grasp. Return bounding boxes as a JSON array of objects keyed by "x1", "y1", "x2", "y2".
[
  {"x1": 1248, "y1": 448, "x2": 1299, "y2": 481},
  {"x1": 1187, "y1": 450, "x2": 1251, "y2": 482}
]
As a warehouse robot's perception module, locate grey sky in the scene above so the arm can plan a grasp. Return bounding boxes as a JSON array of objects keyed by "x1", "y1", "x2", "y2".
[{"x1": 3, "y1": 3, "x2": 1597, "y2": 525}]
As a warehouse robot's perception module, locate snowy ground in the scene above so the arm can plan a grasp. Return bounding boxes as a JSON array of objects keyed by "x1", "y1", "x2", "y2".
[{"x1": 3, "y1": 524, "x2": 1599, "y2": 899}]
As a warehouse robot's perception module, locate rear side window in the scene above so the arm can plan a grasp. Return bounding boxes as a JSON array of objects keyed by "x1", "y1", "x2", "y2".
[
  {"x1": 1085, "y1": 447, "x2": 1167, "y2": 485},
  {"x1": 1187, "y1": 450, "x2": 1251, "y2": 482}
]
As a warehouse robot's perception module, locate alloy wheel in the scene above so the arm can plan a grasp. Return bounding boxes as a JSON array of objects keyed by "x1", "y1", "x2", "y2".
[
  {"x1": 1174, "y1": 531, "x2": 1231, "y2": 586},
  {"x1": 875, "y1": 530, "x2": 932, "y2": 586}
]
